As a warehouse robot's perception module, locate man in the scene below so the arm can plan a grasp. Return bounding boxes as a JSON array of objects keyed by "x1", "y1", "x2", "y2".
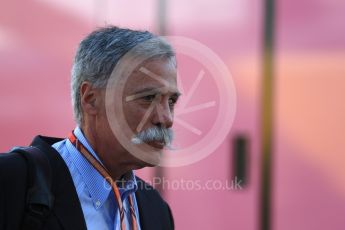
[{"x1": 0, "y1": 26, "x2": 179, "y2": 230}]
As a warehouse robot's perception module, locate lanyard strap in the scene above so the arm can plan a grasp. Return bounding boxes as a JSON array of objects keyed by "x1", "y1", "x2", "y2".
[{"x1": 68, "y1": 132, "x2": 138, "y2": 230}]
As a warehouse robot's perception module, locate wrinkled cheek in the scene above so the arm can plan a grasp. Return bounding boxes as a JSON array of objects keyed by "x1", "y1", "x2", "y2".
[{"x1": 124, "y1": 107, "x2": 147, "y2": 133}]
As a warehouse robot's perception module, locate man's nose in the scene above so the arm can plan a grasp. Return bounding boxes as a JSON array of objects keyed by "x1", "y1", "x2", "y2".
[{"x1": 152, "y1": 101, "x2": 173, "y2": 128}]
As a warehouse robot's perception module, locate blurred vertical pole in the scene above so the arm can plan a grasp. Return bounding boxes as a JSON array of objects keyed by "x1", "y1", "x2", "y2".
[
  {"x1": 233, "y1": 135, "x2": 249, "y2": 187},
  {"x1": 260, "y1": 0, "x2": 275, "y2": 229},
  {"x1": 157, "y1": 0, "x2": 167, "y2": 35},
  {"x1": 155, "y1": 0, "x2": 168, "y2": 196}
]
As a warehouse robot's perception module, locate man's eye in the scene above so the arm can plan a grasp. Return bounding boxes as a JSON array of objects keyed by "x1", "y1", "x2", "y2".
[
  {"x1": 142, "y1": 95, "x2": 156, "y2": 102},
  {"x1": 169, "y1": 97, "x2": 177, "y2": 106}
]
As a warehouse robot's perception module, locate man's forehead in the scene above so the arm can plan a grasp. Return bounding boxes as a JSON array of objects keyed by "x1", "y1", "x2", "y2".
[{"x1": 125, "y1": 60, "x2": 178, "y2": 91}]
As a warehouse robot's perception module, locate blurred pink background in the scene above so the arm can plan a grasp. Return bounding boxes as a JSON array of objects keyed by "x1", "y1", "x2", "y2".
[{"x1": 1, "y1": 0, "x2": 344, "y2": 229}]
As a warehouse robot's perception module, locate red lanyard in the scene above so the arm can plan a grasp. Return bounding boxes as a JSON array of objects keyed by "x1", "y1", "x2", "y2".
[{"x1": 68, "y1": 132, "x2": 138, "y2": 230}]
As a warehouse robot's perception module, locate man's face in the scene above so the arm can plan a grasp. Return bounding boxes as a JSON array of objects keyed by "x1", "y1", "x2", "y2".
[
  {"x1": 122, "y1": 58, "x2": 180, "y2": 151},
  {"x1": 81, "y1": 58, "x2": 179, "y2": 168}
]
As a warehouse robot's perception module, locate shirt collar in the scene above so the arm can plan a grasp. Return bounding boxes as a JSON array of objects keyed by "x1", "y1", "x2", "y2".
[{"x1": 66, "y1": 126, "x2": 138, "y2": 209}]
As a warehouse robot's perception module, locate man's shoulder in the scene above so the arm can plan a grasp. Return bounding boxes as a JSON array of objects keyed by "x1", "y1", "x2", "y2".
[
  {"x1": 0, "y1": 151, "x2": 28, "y2": 183},
  {"x1": 1, "y1": 135, "x2": 64, "y2": 157},
  {"x1": 0, "y1": 135, "x2": 65, "y2": 187},
  {"x1": 0, "y1": 135, "x2": 69, "y2": 189}
]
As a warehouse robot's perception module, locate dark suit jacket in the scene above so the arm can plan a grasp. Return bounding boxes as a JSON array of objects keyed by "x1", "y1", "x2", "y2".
[{"x1": 0, "y1": 136, "x2": 174, "y2": 230}]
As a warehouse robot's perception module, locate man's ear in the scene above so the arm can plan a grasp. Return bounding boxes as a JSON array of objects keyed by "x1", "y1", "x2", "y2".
[{"x1": 80, "y1": 81, "x2": 103, "y2": 116}]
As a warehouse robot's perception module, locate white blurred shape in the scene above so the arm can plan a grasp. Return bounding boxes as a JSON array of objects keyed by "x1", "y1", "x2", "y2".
[{"x1": 35, "y1": 0, "x2": 156, "y2": 28}]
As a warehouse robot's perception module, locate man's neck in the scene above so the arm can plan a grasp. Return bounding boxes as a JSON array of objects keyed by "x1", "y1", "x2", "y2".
[{"x1": 78, "y1": 125, "x2": 134, "y2": 181}]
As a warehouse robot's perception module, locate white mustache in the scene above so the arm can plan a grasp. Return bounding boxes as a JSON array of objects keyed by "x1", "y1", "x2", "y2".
[{"x1": 131, "y1": 126, "x2": 174, "y2": 148}]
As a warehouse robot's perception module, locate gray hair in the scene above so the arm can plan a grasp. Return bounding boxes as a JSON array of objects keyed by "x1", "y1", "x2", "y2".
[{"x1": 71, "y1": 26, "x2": 176, "y2": 125}]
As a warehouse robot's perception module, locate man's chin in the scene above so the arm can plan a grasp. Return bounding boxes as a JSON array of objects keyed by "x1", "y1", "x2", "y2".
[
  {"x1": 144, "y1": 149, "x2": 163, "y2": 166},
  {"x1": 132, "y1": 145, "x2": 163, "y2": 167}
]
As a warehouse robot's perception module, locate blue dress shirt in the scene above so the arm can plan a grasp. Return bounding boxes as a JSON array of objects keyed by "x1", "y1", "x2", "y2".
[{"x1": 52, "y1": 127, "x2": 141, "y2": 230}]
